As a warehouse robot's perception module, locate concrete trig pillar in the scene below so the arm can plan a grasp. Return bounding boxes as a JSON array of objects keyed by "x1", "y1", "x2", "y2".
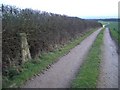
[{"x1": 19, "y1": 33, "x2": 31, "y2": 63}]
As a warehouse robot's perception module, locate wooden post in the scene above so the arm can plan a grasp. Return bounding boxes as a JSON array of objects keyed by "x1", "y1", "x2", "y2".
[{"x1": 19, "y1": 33, "x2": 31, "y2": 63}]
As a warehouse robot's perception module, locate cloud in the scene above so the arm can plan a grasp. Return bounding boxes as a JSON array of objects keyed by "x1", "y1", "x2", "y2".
[{"x1": 1, "y1": 0, "x2": 119, "y2": 18}]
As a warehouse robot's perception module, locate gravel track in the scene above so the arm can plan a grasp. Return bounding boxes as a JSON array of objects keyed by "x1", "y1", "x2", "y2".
[
  {"x1": 23, "y1": 28, "x2": 102, "y2": 88},
  {"x1": 97, "y1": 28, "x2": 118, "y2": 88}
]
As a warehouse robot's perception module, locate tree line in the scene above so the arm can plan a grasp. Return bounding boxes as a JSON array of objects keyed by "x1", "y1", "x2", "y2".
[{"x1": 2, "y1": 5, "x2": 102, "y2": 77}]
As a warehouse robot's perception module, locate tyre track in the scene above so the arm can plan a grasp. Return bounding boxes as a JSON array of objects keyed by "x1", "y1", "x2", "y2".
[
  {"x1": 97, "y1": 28, "x2": 118, "y2": 88},
  {"x1": 23, "y1": 28, "x2": 102, "y2": 88}
]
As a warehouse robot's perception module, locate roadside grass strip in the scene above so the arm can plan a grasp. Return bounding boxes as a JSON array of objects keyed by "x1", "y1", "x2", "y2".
[
  {"x1": 108, "y1": 22, "x2": 119, "y2": 44},
  {"x1": 3, "y1": 28, "x2": 98, "y2": 88},
  {"x1": 71, "y1": 28, "x2": 104, "y2": 88},
  {"x1": 110, "y1": 29, "x2": 119, "y2": 44}
]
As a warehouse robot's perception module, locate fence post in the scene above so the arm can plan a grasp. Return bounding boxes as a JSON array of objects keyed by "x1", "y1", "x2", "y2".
[{"x1": 19, "y1": 33, "x2": 31, "y2": 63}]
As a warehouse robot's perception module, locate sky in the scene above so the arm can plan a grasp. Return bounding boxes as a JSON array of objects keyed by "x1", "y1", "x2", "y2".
[{"x1": 1, "y1": 0, "x2": 120, "y2": 19}]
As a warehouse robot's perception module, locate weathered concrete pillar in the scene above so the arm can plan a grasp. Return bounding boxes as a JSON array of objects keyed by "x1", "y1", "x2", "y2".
[{"x1": 19, "y1": 33, "x2": 31, "y2": 63}]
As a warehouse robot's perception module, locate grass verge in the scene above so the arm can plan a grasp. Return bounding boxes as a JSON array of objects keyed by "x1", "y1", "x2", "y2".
[
  {"x1": 108, "y1": 22, "x2": 119, "y2": 44},
  {"x1": 3, "y1": 28, "x2": 99, "y2": 88},
  {"x1": 110, "y1": 29, "x2": 119, "y2": 44},
  {"x1": 71, "y1": 28, "x2": 104, "y2": 88}
]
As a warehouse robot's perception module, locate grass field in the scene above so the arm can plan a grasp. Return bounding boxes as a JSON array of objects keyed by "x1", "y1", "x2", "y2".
[
  {"x1": 109, "y1": 22, "x2": 120, "y2": 44},
  {"x1": 3, "y1": 28, "x2": 98, "y2": 88},
  {"x1": 99, "y1": 21, "x2": 119, "y2": 44},
  {"x1": 108, "y1": 22, "x2": 118, "y2": 31},
  {"x1": 71, "y1": 28, "x2": 104, "y2": 88}
]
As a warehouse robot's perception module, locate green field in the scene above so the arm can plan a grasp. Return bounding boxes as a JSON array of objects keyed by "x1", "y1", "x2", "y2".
[
  {"x1": 108, "y1": 22, "x2": 119, "y2": 44},
  {"x1": 108, "y1": 22, "x2": 118, "y2": 31},
  {"x1": 100, "y1": 21, "x2": 119, "y2": 44}
]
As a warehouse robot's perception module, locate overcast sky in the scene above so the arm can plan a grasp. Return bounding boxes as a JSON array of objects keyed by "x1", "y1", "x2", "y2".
[{"x1": 1, "y1": 0, "x2": 119, "y2": 19}]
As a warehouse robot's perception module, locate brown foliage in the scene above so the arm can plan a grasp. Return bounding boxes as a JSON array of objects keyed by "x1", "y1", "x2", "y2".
[{"x1": 2, "y1": 5, "x2": 102, "y2": 76}]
